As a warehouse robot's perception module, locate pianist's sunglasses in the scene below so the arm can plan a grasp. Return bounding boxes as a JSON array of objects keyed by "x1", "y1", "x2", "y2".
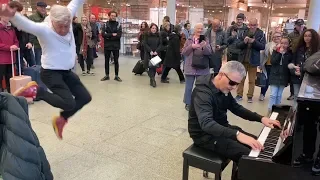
[{"x1": 223, "y1": 73, "x2": 240, "y2": 86}]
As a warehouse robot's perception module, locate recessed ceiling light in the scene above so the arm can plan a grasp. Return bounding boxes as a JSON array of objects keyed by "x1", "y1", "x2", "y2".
[{"x1": 219, "y1": 10, "x2": 222, "y2": 12}]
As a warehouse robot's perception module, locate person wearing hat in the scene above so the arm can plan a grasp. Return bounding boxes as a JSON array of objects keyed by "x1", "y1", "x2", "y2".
[
  {"x1": 287, "y1": 19, "x2": 306, "y2": 101},
  {"x1": 226, "y1": 13, "x2": 248, "y2": 61},
  {"x1": 28, "y1": 1, "x2": 47, "y2": 66}
]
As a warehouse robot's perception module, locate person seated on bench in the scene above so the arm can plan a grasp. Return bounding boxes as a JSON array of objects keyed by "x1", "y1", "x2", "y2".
[{"x1": 188, "y1": 61, "x2": 281, "y2": 165}]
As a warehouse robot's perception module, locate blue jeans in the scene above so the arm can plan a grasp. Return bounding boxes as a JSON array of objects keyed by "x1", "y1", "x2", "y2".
[
  {"x1": 260, "y1": 65, "x2": 271, "y2": 96},
  {"x1": 184, "y1": 75, "x2": 198, "y2": 105},
  {"x1": 268, "y1": 85, "x2": 285, "y2": 110},
  {"x1": 34, "y1": 48, "x2": 42, "y2": 65}
]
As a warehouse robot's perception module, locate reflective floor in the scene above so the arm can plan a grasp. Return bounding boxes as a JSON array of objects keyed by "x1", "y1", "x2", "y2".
[{"x1": 29, "y1": 55, "x2": 293, "y2": 180}]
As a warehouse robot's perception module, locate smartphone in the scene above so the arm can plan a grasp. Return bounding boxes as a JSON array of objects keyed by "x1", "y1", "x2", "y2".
[{"x1": 199, "y1": 35, "x2": 205, "y2": 43}]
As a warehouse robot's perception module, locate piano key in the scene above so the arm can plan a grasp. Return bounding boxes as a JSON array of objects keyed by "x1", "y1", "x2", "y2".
[{"x1": 249, "y1": 112, "x2": 279, "y2": 157}]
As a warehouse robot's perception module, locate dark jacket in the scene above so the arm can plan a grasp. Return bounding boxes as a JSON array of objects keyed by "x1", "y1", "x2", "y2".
[
  {"x1": 290, "y1": 47, "x2": 312, "y2": 84},
  {"x1": 226, "y1": 24, "x2": 248, "y2": 55},
  {"x1": 143, "y1": 32, "x2": 163, "y2": 68},
  {"x1": 0, "y1": 93, "x2": 53, "y2": 180},
  {"x1": 160, "y1": 30, "x2": 170, "y2": 50},
  {"x1": 13, "y1": 26, "x2": 32, "y2": 51},
  {"x1": 72, "y1": 22, "x2": 81, "y2": 54},
  {"x1": 237, "y1": 28, "x2": 266, "y2": 66},
  {"x1": 204, "y1": 27, "x2": 228, "y2": 60},
  {"x1": 269, "y1": 50, "x2": 293, "y2": 86},
  {"x1": 163, "y1": 32, "x2": 181, "y2": 68},
  {"x1": 160, "y1": 23, "x2": 174, "y2": 33},
  {"x1": 0, "y1": 23, "x2": 19, "y2": 65},
  {"x1": 188, "y1": 74, "x2": 263, "y2": 144},
  {"x1": 28, "y1": 11, "x2": 46, "y2": 49},
  {"x1": 288, "y1": 27, "x2": 306, "y2": 51},
  {"x1": 90, "y1": 22, "x2": 99, "y2": 45},
  {"x1": 73, "y1": 24, "x2": 97, "y2": 55},
  {"x1": 101, "y1": 21, "x2": 122, "y2": 50}
]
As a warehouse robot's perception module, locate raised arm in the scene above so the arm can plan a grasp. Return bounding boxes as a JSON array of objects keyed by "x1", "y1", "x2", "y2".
[
  {"x1": 67, "y1": 0, "x2": 86, "y2": 17},
  {"x1": 10, "y1": 13, "x2": 45, "y2": 37}
]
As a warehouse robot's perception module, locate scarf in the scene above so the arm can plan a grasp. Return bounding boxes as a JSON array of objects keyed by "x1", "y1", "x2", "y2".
[{"x1": 80, "y1": 24, "x2": 92, "y2": 59}]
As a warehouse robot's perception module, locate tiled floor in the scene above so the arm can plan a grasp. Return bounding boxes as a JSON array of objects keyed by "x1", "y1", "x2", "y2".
[{"x1": 28, "y1": 55, "x2": 293, "y2": 180}]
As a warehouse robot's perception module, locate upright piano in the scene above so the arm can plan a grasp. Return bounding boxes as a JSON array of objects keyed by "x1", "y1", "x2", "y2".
[{"x1": 238, "y1": 73, "x2": 320, "y2": 180}]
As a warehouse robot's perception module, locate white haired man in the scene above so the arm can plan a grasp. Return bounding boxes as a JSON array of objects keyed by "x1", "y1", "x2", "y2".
[
  {"x1": 188, "y1": 61, "x2": 281, "y2": 167},
  {"x1": 0, "y1": 0, "x2": 92, "y2": 140}
]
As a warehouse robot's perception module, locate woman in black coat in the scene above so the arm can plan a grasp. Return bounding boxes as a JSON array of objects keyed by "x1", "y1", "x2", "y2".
[
  {"x1": 143, "y1": 23, "x2": 162, "y2": 87},
  {"x1": 161, "y1": 25, "x2": 185, "y2": 83}
]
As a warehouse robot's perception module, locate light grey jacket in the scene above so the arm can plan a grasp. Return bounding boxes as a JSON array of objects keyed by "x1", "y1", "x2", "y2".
[{"x1": 260, "y1": 41, "x2": 276, "y2": 78}]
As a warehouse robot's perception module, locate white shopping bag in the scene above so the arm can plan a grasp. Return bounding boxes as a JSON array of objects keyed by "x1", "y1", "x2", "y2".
[{"x1": 150, "y1": 55, "x2": 162, "y2": 66}]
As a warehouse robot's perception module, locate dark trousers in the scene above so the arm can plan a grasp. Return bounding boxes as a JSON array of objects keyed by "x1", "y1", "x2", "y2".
[
  {"x1": 93, "y1": 47, "x2": 98, "y2": 58},
  {"x1": 301, "y1": 108, "x2": 320, "y2": 158},
  {"x1": 0, "y1": 64, "x2": 12, "y2": 92},
  {"x1": 104, "y1": 49, "x2": 119, "y2": 76},
  {"x1": 289, "y1": 82, "x2": 294, "y2": 96},
  {"x1": 78, "y1": 47, "x2": 93, "y2": 72},
  {"x1": 34, "y1": 48, "x2": 42, "y2": 65},
  {"x1": 148, "y1": 66, "x2": 156, "y2": 79},
  {"x1": 140, "y1": 48, "x2": 145, "y2": 60},
  {"x1": 37, "y1": 69, "x2": 92, "y2": 119},
  {"x1": 161, "y1": 67, "x2": 184, "y2": 81},
  {"x1": 260, "y1": 65, "x2": 271, "y2": 96},
  {"x1": 195, "y1": 125, "x2": 256, "y2": 164}
]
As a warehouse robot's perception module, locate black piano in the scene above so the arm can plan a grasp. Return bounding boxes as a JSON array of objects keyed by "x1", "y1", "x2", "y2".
[{"x1": 238, "y1": 73, "x2": 320, "y2": 180}]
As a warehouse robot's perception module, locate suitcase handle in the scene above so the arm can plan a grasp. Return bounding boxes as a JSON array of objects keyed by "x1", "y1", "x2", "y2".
[{"x1": 11, "y1": 48, "x2": 21, "y2": 78}]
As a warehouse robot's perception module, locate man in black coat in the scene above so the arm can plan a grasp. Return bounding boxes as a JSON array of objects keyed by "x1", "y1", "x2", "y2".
[
  {"x1": 188, "y1": 61, "x2": 281, "y2": 165},
  {"x1": 90, "y1": 14, "x2": 99, "y2": 65},
  {"x1": 101, "y1": 11, "x2": 122, "y2": 82}
]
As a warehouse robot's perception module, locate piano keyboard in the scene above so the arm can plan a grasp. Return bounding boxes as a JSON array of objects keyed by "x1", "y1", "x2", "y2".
[{"x1": 249, "y1": 112, "x2": 281, "y2": 158}]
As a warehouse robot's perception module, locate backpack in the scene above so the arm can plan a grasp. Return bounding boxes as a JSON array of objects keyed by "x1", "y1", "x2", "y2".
[{"x1": 303, "y1": 51, "x2": 320, "y2": 76}]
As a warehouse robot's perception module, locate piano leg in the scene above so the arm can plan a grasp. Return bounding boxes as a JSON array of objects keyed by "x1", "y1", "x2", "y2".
[
  {"x1": 182, "y1": 159, "x2": 189, "y2": 180},
  {"x1": 214, "y1": 172, "x2": 221, "y2": 180},
  {"x1": 231, "y1": 162, "x2": 238, "y2": 180}
]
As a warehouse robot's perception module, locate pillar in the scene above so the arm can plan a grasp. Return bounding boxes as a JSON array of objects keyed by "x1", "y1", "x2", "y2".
[
  {"x1": 166, "y1": 0, "x2": 176, "y2": 24},
  {"x1": 307, "y1": 0, "x2": 320, "y2": 32}
]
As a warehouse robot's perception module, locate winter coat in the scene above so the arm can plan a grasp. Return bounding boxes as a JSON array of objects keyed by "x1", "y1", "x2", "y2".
[
  {"x1": 13, "y1": 26, "x2": 32, "y2": 52},
  {"x1": 269, "y1": 50, "x2": 293, "y2": 87},
  {"x1": 290, "y1": 47, "x2": 313, "y2": 84},
  {"x1": 28, "y1": 11, "x2": 46, "y2": 49},
  {"x1": 163, "y1": 33, "x2": 181, "y2": 68},
  {"x1": 188, "y1": 74, "x2": 263, "y2": 144},
  {"x1": 204, "y1": 27, "x2": 228, "y2": 61},
  {"x1": 236, "y1": 28, "x2": 266, "y2": 67},
  {"x1": 260, "y1": 41, "x2": 276, "y2": 79},
  {"x1": 181, "y1": 37, "x2": 212, "y2": 76},
  {"x1": 72, "y1": 22, "x2": 81, "y2": 54},
  {"x1": 288, "y1": 27, "x2": 306, "y2": 51},
  {"x1": 0, "y1": 23, "x2": 19, "y2": 65},
  {"x1": 143, "y1": 32, "x2": 163, "y2": 68},
  {"x1": 73, "y1": 23, "x2": 97, "y2": 55},
  {"x1": 0, "y1": 93, "x2": 53, "y2": 180},
  {"x1": 90, "y1": 22, "x2": 99, "y2": 45},
  {"x1": 160, "y1": 30, "x2": 170, "y2": 50},
  {"x1": 101, "y1": 21, "x2": 122, "y2": 50},
  {"x1": 225, "y1": 24, "x2": 248, "y2": 55}
]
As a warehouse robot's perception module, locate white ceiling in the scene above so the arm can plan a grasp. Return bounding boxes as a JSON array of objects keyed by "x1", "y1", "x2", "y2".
[
  {"x1": 248, "y1": 0, "x2": 307, "y2": 3},
  {"x1": 246, "y1": 0, "x2": 307, "y2": 8}
]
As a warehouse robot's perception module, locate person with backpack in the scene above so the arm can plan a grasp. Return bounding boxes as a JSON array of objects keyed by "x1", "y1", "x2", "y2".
[{"x1": 101, "y1": 10, "x2": 122, "y2": 82}]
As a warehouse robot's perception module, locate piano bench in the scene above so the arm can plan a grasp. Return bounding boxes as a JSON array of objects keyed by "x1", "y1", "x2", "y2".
[{"x1": 182, "y1": 144, "x2": 237, "y2": 180}]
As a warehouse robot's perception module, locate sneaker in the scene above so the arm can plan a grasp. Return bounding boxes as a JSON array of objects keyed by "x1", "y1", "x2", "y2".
[
  {"x1": 185, "y1": 104, "x2": 190, "y2": 111},
  {"x1": 312, "y1": 157, "x2": 320, "y2": 176},
  {"x1": 287, "y1": 95, "x2": 294, "y2": 100},
  {"x1": 114, "y1": 76, "x2": 122, "y2": 82},
  {"x1": 101, "y1": 76, "x2": 110, "y2": 81},
  {"x1": 161, "y1": 79, "x2": 169, "y2": 83},
  {"x1": 13, "y1": 81, "x2": 38, "y2": 99},
  {"x1": 82, "y1": 71, "x2": 86, "y2": 76},
  {"x1": 87, "y1": 71, "x2": 95, "y2": 76},
  {"x1": 293, "y1": 154, "x2": 313, "y2": 167},
  {"x1": 235, "y1": 95, "x2": 243, "y2": 101},
  {"x1": 259, "y1": 94, "x2": 265, "y2": 101},
  {"x1": 247, "y1": 97, "x2": 253, "y2": 103},
  {"x1": 52, "y1": 116, "x2": 67, "y2": 140}
]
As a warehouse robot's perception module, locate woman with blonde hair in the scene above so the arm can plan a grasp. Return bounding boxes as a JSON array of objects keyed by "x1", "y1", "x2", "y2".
[
  {"x1": 0, "y1": 0, "x2": 91, "y2": 140},
  {"x1": 75, "y1": 16, "x2": 95, "y2": 75}
]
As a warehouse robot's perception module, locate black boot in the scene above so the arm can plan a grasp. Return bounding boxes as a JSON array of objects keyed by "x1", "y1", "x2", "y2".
[
  {"x1": 293, "y1": 154, "x2": 314, "y2": 167},
  {"x1": 101, "y1": 76, "x2": 110, "y2": 81},
  {"x1": 150, "y1": 78, "x2": 156, "y2": 88}
]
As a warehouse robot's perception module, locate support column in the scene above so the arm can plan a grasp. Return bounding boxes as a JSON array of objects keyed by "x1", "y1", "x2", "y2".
[
  {"x1": 166, "y1": 0, "x2": 176, "y2": 24},
  {"x1": 307, "y1": 0, "x2": 320, "y2": 32}
]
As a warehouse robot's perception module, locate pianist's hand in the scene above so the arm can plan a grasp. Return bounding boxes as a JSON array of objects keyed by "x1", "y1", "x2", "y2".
[
  {"x1": 261, "y1": 117, "x2": 281, "y2": 129},
  {"x1": 237, "y1": 132, "x2": 263, "y2": 151}
]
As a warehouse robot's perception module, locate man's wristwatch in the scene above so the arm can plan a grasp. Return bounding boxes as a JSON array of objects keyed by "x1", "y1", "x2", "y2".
[{"x1": 236, "y1": 131, "x2": 240, "y2": 137}]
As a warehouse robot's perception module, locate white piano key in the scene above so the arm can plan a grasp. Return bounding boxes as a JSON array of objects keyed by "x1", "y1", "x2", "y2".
[{"x1": 249, "y1": 112, "x2": 279, "y2": 157}]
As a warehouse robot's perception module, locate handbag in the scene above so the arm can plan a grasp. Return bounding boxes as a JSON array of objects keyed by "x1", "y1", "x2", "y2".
[
  {"x1": 191, "y1": 50, "x2": 209, "y2": 69},
  {"x1": 255, "y1": 71, "x2": 267, "y2": 87},
  {"x1": 150, "y1": 55, "x2": 162, "y2": 66}
]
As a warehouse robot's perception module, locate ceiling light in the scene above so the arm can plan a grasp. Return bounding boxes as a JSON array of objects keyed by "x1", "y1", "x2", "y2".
[{"x1": 219, "y1": 10, "x2": 222, "y2": 12}]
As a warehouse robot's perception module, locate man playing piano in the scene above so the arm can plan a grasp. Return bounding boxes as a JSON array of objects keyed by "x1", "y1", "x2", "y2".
[{"x1": 188, "y1": 61, "x2": 281, "y2": 167}]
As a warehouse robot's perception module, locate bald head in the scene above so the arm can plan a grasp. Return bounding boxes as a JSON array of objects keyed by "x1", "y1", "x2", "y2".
[
  {"x1": 212, "y1": 19, "x2": 221, "y2": 32},
  {"x1": 248, "y1": 18, "x2": 258, "y2": 32}
]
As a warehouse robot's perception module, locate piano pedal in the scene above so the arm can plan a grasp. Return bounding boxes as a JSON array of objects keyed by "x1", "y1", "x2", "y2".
[{"x1": 203, "y1": 171, "x2": 209, "y2": 178}]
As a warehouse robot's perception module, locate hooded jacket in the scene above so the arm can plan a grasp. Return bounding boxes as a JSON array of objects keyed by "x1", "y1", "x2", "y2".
[
  {"x1": 0, "y1": 93, "x2": 53, "y2": 180},
  {"x1": 188, "y1": 74, "x2": 263, "y2": 144},
  {"x1": 0, "y1": 23, "x2": 19, "y2": 65}
]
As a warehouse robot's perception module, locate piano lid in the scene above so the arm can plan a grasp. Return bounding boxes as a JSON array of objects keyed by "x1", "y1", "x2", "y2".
[{"x1": 297, "y1": 73, "x2": 320, "y2": 102}]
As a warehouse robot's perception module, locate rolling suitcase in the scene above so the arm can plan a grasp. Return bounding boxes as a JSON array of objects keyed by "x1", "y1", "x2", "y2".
[
  {"x1": 9, "y1": 48, "x2": 33, "y2": 103},
  {"x1": 132, "y1": 60, "x2": 145, "y2": 75}
]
